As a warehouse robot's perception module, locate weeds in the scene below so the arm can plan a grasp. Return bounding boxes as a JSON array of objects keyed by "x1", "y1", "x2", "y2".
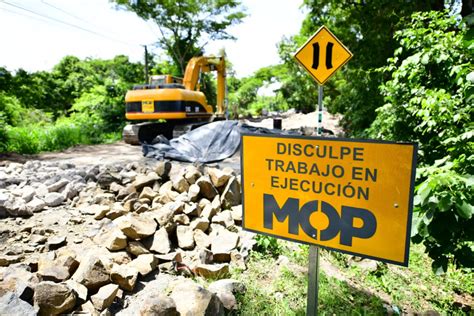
[
  {"x1": 3, "y1": 121, "x2": 121, "y2": 154},
  {"x1": 232, "y1": 243, "x2": 386, "y2": 315}
]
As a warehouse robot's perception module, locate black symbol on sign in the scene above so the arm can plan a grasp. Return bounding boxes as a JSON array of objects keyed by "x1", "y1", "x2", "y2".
[{"x1": 312, "y1": 42, "x2": 334, "y2": 70}]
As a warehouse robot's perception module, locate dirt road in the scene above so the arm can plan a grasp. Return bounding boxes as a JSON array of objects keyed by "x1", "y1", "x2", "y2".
[{"x1": 0, "y1": 110, "x2": 342, "y2": 170}]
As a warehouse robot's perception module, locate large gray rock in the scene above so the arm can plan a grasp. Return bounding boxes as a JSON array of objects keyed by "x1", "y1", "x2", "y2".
[
  {"x1": 129, "y1": 254, "x2": 159, "y2": 276},
  {"x1": 188, "y1": 183, "x2": 200, "y2": 202},
  {"x1": 0, "y1": 265, "x2": 37, "y2": 304},
  {"x1": 91, "y1": 283, "x2": 119, "y2": 311},
  {"x1": 207, "y1": 167, "x2": 232, "y2": 188},
  {"x1": 0, "y1": 254, "x2": 23, "y2": 267},
  {"x1": 170, "y1": 281, "x2": 224, "y2": 316},
  {"x1": 38, "y1": 256, "x2": 76, "y2": 282},
  {"x1": 65, "y1": 279, "x2": 88, "y2": 302},
  {"x1": 190, "y1": 217, "x2": 210, "y2": 232},
  {"x1": 140, "y1": 294, "x2": 178, "y2": 316},
  {"x1": 115, "y1": 213, "x2": 157, "y2": 240},
  {"x1": 26, "y1": 197, "x2": 46, "y2": 213},
  {"x1": 155, "y1": 161, "x2": 171, "y2": 178},
  {"x1": 133, "y1": 172, "x2": 160, "y2": 191},
  {"x1": 71, "y1": 256, "x2": 110, "y2": 291},
  {"x1": 126, "y1": 241, "x2": 150, "y2": 256},
  {"x1": 34, "y1": 281, "x2": 77, "y2": 316},
  {"x1": 0, "y1": 292, "x2": 36, "y2": 316},
  {"x1": 194, "y1": 230, "x2": 211, "y2": 249},
  {"x1": 111, "y1": 264, "x2": 139, "y2": 291},
  {"x1": 47, "y1": 179, "x2": 69, "y2": 193},
  {"x1": 177, "y1": 226, "x2": 195, "y2": 250},
  {"x1": 171, "y1": 174, "x2": 189, "y2": 193},
  {"x1": 194, "y1": 263, "x2": 230, "y2": 279},
  {"x1": 208, "y1": 279, "x2": 246, "y2": 295},
  {"x1": 221, "y1": 176, "x2": 241, "y2": 208},
  {"x1": 150, "y1": 228, "x2": 171, "y2": 254},
  {"x1": 21, "y1": 186, "x2": 36, "y2": 203},
  {"x1": 196, "y1": 176, "x2": 218, "y2": 200},
  {"x1": 43, "y1": 192, "x2": 65, "y2": 207},
  {"x1": 3, "y1": 196, "x2": 31, "y2": 217},
  {"x1": 216, "y1": 291, "x2": 238, "y2": 311}
]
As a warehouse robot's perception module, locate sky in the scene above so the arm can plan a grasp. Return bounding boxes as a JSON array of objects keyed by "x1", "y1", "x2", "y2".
[{"x1": 0, "y1": 0, "x2": 305, "y2": 78}]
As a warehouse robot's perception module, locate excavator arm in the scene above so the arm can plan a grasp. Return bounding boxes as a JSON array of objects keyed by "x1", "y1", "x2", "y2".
[{"x1": 183, "y1": 56, "x2": 226, "y2": 115}]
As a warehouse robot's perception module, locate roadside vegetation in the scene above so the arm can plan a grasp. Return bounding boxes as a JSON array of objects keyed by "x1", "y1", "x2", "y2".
[
  {"x1": 0, "y1": 55, "x2": 143, "y2": 153},
  {"x1": 231, "y1": 238, "x2": 474, "y2": 314}
]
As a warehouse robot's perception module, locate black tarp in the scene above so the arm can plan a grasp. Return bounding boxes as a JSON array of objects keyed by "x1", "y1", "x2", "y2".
[{"x1": 142, "y1": 120, "x2": 298, "y2": 163}]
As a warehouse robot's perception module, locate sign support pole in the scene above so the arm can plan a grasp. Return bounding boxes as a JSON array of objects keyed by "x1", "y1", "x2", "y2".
[
  {"x1": 307, "y1": 84, "x2": 323, "y2": 316},
  {"x1": 307, "y1": 245, "x2": 320, "y2": 315}
]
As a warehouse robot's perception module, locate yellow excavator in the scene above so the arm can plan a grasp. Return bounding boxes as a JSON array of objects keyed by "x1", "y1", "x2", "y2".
[{"x1": 122, "y1": 56, "x2": 227, "y2": 144}]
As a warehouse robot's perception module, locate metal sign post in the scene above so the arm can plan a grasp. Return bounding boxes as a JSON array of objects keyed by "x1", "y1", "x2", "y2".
[
  {"x1": 307, "y1": 245, "x2": 320, "y2": 315},
  {"x1": 293, "y1": 27, "x2": 352, "y2": 315},
  {"x1": 307, "y1": 84, "x2": 323, "y2": 316}
]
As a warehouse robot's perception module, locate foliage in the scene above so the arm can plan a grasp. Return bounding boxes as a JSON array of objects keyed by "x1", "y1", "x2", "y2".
[
  {"x1": 368, "y1": 10, "x2": 473, "y2": 270},
  {"x1": 112, "y1": 0, "x2": 246, "y2": 76},
  {"x1": 413, "y1": 162, "x2": 474, "y2": 272},
  {"x1": 329, "y1": 244, "x2": 474, "y2": 313},
  {"x1": 0, "y1": 92, "x2": 25, "y2": 126},
  {"x1": 228, "y1": 65, "x2": 288, "y2": 116},
  {"x1": 277, "y1": 36, "x2": 320, "y2": 112},
  {"x1": 232, "y1": 244, "x2": 385, "y2": 315},
  {"x1": 237, "y1": 242, "x2": 474, "y2": 314},
  {"x1": 276, "y1": 1, "x2": 449, "y2": 133},
  {"x1": 0, "y1": 55, "x2": 141, "y2": 154},
  {"x1": 254, "y1": 235, "x2": 282, "y2": 257},
  {"x1": 4, "y1": 119, "x2": 120, "y2": 154},
  {"x1": 0, "y1": 113, "x2": 8, "y2": 153}
]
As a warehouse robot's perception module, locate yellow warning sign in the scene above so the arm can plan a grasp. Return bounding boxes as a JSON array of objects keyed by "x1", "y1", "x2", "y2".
[
  {"x1": 241, "y1": 134, "x2": 417, "y2": 266},
  {"x1": 294, "y1": 25, "x2": 352, "y2": 85}
]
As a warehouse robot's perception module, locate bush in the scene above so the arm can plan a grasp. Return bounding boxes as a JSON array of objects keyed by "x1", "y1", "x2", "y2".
[
  {"x1": 0, "y1": 92, "x2": 26, "y2": 126},
  {"x1": 369, "y1": 10, "x2": 473, "y2": 271},
  {"x1": 6, "y1": 126, "x2": 41, "y2": 154},
  {"x1": 255, "y1": 235, "x2": 282, "y2": 257},
  {"x1": 0, "y1": 113, "x2": 8, "y2": 152}
]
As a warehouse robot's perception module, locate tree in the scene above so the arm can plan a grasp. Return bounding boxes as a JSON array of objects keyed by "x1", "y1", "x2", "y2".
[
  {"x1": 112, "y1": 0, "x2": 246, "y2": 76},
  {"x1": 369, "y1": 10, "x2": 473, "y2": 271},
  {"x1": 278, "y1": 0, "x2": 456, "y2": 135}
]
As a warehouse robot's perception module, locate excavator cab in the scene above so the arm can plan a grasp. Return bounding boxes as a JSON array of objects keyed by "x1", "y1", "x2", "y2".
[{"x1": 149, "y1": 75, "x2": 183, "y2": 85}]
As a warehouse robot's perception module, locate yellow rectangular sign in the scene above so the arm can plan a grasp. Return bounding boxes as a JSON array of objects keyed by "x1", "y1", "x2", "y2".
[
  {"x1": 142, "y1": 100, "x2": 154, "y2": 113},
  {"x1": 241, "y1": 134, "x2": 417, "y2": 266}
]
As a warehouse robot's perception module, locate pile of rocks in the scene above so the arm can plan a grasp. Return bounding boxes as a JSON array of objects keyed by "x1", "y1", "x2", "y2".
[
  {"x1": 0, "y1": 160, "x2": 254, "y2": 315},
  {"x1": 0, "y1": 161, "x2": 89, "y2": 217}
]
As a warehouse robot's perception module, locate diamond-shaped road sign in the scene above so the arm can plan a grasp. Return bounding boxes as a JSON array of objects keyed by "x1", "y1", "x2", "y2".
[{"x1": 294, "y1": 26, "x2": 352, "y2": 85}]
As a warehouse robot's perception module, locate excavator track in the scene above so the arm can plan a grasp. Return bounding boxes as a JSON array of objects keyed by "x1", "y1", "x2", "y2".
[{"x1": 122, "y1": 122, "x2": 175, "y2": 145}]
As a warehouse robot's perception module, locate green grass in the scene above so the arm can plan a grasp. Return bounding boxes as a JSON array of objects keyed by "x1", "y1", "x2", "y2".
[
  {"x1": 231, "y1": 242, "x2": 474, "y2": 315},
  {"x1": 328, "y1": 244, "x2": 474, "y2": 314},
  {"x1": 4, "y1": 121, "x2": 121, "y2": 154},
  {"x1": 231, "y1": 246, "x2": 385, "y2": 315}
]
